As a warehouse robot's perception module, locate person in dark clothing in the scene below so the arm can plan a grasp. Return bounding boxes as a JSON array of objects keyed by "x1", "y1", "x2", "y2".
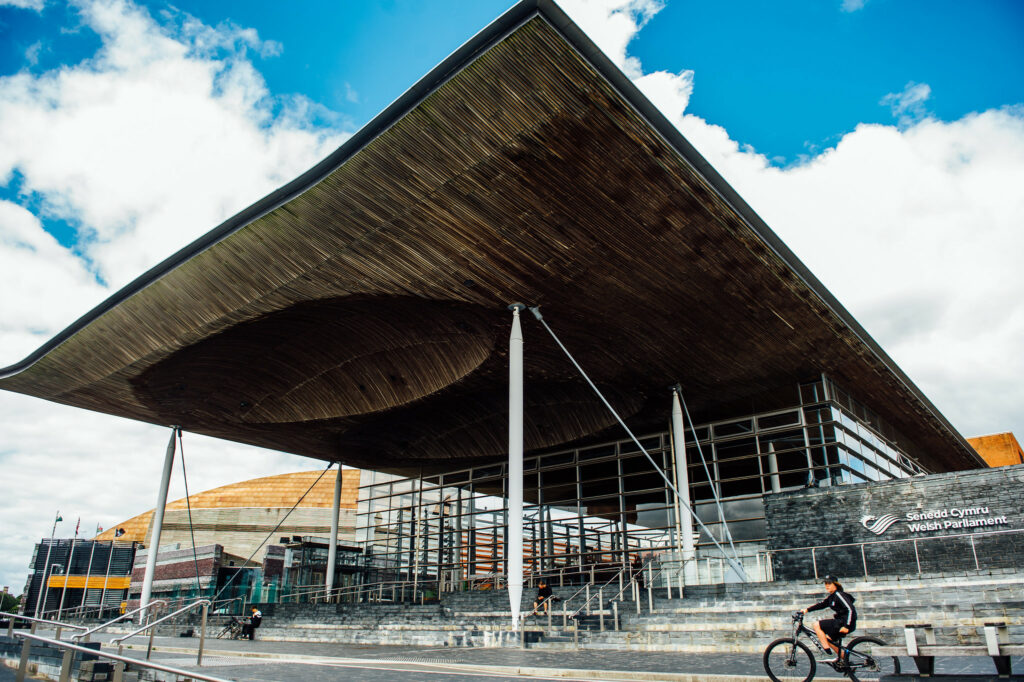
[
  {"x1": 803, "y1": 575, "x2": 856, "y2": 664},
  {"x1": 242, "y1": 607, "x2": 263, "y2": 640},
  {"x1": 532, "y1": 580, "x2": 553, "y2": 616}
]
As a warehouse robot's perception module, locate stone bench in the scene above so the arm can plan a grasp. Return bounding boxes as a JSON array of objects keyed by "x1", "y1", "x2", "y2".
[{"x1": 874, "y1": 622, "x2": 1023, "y2": 678}]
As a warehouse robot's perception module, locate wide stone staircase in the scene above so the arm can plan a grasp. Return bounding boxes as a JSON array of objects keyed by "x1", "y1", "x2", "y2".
[
  {"x1": 583, "y1": 567, "x2": 1024, "y2": 653},
  {"x1": 177, "y1": 567, "x2": 1024, "y2": 652},
  {"x1": 253, "y1": 584, "x2": 583, "y2": 647}
]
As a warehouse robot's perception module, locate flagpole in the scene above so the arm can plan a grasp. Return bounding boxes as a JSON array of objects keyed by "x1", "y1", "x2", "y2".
[
  {"x1": 57, "y1": 518, "x2": 80, "y2": 619},
  {"x1": 100, "y1": 539, "x2": 114, "y2": 618},
  {"x1": 82, "y1": 527, "x2": 98, "y2": 617},
  {"x1": 35, "y1": 511, "x2": 60, "y2": 618}
]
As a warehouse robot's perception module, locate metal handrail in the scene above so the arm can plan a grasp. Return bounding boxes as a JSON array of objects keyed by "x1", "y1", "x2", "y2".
[
  {"x1": 110, "y1": 600, "x2": 210, "y2": 646},
  {"x1": 566, "y1": 562, "x2": 633, "y2": 620},
  {"x1": 70, "y1": 601, "x2": 167, "y2": 642},
  {"x1": 279, "y1": 576, "x2": 430, "y2": 604},
  {"x1": 1, "y1": 611, "x2": 89, "y2": 639},
  {"x1": 768, "y1": 526, "x2": 1024, "y2": 578},
  {"x1": 36, "y1": 606, "x2": 97, "y2": 622},
  {"x1": 14, "y1": 631, "x2": 230, "y2": 682},
  {"x1": 769, "y1": 526, "x2": 1024, "y2": 553}
]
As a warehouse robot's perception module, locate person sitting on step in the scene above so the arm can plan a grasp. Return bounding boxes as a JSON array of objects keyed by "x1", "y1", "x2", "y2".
[
  {"x1": 532, "y1": 580, "x2": 553, "y2": 616},
  {"x1": 241, "y1": 607, "x2": 263, "y2": 640}
]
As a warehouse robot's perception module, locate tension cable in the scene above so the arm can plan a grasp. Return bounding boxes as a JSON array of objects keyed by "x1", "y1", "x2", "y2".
[
  {"x1": 212, "y1": 461, "x2": 335, "y2": 604},
  {"x1": 528, "y1": 306, "x2": 749, "y2": 581},
  {"x1": 176, "y1": 428, "x2": 202, "y2": 597}
]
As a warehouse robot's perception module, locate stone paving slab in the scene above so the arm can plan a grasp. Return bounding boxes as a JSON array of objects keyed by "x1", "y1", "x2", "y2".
[{"x1": 19, "y1": 629, "x2": 1023, "y2": 681}]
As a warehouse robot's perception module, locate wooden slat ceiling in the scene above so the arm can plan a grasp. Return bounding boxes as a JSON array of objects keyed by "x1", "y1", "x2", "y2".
[{"x1": 0, "y1": 7, "x2": 981, "y2": 474}]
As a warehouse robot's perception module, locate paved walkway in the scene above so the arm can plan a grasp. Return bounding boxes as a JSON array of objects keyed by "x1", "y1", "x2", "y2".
[{"x1": 10, "y1": 630, "x2": 1024, "y2": 681}]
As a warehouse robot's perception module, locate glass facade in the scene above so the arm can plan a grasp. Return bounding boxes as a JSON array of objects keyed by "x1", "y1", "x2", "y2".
[{"x1": 355, "y1": 376, "x2": 928, "y2": 589}]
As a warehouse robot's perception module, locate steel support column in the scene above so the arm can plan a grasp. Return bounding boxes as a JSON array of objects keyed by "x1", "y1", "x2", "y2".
[
  {"x1": 507, "y1": 304, "x2": 525, "y2": 628},
  {"x1": 671, "y1": 389, "x2": 698, "y2": 586},
  {"x1": 139, "y1": 427, "x2": 177, "y2": 622},
  {"x1": 326, "y1": 464, "x2": 342, "y2": 600}
]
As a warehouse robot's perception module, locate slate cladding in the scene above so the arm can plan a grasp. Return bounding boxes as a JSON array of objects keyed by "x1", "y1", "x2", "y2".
[{"x1": 764, "y1": 463, "x2": 1024, "y2": 580}]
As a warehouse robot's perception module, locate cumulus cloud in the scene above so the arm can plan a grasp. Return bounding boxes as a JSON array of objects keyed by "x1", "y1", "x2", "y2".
[
  {"x1": 672, "y1": 107, "x2": 1024, "y2": 441},
  {"x1": 558, "y1": 0, "x2": 1024, "y2": 441},
  {"x1": 0, "y1": 0, "x2": 348, "y2": 591},
  {"x1": 0, "y1": 0, "x2": 45, "y2": 10},
  {"x1": 0, "y1": 200, "x2": 106, "y2": 360},
  {"x1": 881, "y1": 81, "x2": 933, "y2": 126},
  {"x1": 557, "y1": 1, "x2": 1024, "y2": 446},
  {"x1": 559, "y1": 0, "x2": 694, "y2": 117},
  {"x1": 0, "y1": 0, "x2": 347, "y2": 297},
  {"x1": 1, "y1": 0, "x2": 1022, "y2": 595}
]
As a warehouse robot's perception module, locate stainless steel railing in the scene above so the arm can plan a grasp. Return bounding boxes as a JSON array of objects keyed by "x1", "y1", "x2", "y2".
[
  {"x1": 13, "y1": 631, "x2": 230, "y2": 682},
  {"x1": 110, "y1": 599, "x2": 210, "y2": 664}
]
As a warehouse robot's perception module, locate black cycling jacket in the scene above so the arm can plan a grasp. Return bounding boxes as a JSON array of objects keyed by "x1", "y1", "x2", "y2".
[{"x1": 807, "y1": 590, "x2": 857, "y2": 630}]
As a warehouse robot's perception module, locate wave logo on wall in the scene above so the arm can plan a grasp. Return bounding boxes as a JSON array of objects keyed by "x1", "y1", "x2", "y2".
[{"x1": 860, "y1": 514, "x2": 901, "y2": 535}]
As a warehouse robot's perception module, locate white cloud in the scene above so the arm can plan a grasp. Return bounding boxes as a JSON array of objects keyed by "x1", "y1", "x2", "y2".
[
  {"x1": 0, "y1": 0, "x2": 348, "y2": 293},
  {"x1": 1, "y1": 0, "x2": 1022, "y2": 596},
  {"x1": 881, "y1": 81, "x2": 933, "y2": 126},
  {"x1": 0, "y1": 0, "x2": 45, "y2": 10},
  {"x1": 557, "y1": 2, "x2": 1024, "y2": 448},
  {"x1": 671, "y1": 106, "x2": 1024, "y2": 442},
  {"x1": 0, "y1": 0, "x2": 349, "y2": 592},
  {"x1": 0, "y1": 200, "x2": 106, "y2": 360}
]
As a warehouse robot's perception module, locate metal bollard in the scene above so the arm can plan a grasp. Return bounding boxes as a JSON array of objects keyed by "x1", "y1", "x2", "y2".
[
  {"x1": 634, "y1": 581, "x2": 641, "y2": 615},
  {"x1": 197, "y1": 602, "x2": 208, "y2": 666},
  {"x1": 59, "y1": 646, "x2": 74, "y2": 682},
  {"x1": 612, "y1": 600, "x2": 619, "y2": 631},
  {"x1": 599, "y1": 588, "x2": 605, "y2": 631},
  {"x1": 112, "y1": 661, "x2": 125, "y2": 682},
  {"x1": 648, "y1": 583, "x2": 654, "y2": 612},
  {"x1": 17, "y1": 622, "x2": 36, "y2": 682},
  {"x1": 585, "y1": 584, "x2": 591, "y2": 615}
]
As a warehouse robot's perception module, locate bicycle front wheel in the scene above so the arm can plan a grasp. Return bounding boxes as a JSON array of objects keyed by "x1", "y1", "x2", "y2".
[
  {"x1": 764, "y1": 637, "x2": 816, "y2": 682},
  {"x1": 845, "y1": 636, "x2": 899, "y2": 680}
]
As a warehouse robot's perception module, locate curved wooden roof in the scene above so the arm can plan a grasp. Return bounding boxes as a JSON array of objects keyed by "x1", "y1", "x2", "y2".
[
  {"x1": 0, "y1": 0, "x2": 981, "y2": 473},
  {"x1": 94, "y1": 469, "x2": 361, "y2": 543}
]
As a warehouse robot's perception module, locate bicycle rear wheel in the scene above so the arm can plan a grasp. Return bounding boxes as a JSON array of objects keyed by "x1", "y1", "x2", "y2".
[
  {"x1": 845, "y1": 636, "x2": 899, "y2": 680},
  {"x1": 764, "y1": 637, "x2": 816, "y2": 682}
]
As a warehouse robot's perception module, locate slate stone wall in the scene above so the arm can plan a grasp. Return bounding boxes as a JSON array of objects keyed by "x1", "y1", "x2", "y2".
[{"x1": 764, "y1": 464, "x2": 1024, "y2": 580}]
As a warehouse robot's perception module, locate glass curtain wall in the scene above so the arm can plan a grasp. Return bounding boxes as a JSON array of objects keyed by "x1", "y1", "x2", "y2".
[{"x1": 355, "y1": 376, "x2": 927, "y2": 589}]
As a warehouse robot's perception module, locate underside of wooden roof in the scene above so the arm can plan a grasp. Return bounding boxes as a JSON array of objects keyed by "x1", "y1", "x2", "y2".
[{"x1": 0, "y1": 1, "x2": 982, "y2": 474}]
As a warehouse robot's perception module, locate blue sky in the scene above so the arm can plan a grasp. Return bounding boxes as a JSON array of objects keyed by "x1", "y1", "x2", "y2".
[
  {"x1": 4, "y1": 0, "x2": 1022, "y2": 172},
  {"x1": 0, "y1": 0, "x2": 1022, "y2": 593}
]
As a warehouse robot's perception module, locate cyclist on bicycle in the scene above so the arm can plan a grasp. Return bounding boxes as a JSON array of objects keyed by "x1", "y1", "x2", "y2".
[{"x1": 802, "y1": 574, "x2": 856, "y2": 666}]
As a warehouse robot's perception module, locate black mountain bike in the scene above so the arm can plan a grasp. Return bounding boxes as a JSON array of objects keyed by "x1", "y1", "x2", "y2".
[
  {"x1": 763, "y1": 611, "x2": 900, "y2": 681},
  {"x1": 216, "y1": 616, "x2": 243, "y2": 640}
]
